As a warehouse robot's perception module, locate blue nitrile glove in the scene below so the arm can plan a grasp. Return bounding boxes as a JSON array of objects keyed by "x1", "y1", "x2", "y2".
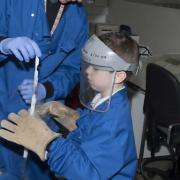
[
  {"x1": 0, "y1": 37, "x2": 41, "y2": 62},
  {"x1": 18, "y1": 79, "x2": 46, "y2": 104}
]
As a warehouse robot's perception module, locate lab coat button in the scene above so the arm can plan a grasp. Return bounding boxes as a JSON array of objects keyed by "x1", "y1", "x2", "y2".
[{"x1": 31, "y1": 13, "x2": 35, "y2": 17}]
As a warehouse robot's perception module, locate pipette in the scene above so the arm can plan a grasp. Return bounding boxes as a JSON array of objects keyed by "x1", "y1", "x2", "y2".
[{"x1": 23, "y1": 56, "x2": 40, "y2": 158}]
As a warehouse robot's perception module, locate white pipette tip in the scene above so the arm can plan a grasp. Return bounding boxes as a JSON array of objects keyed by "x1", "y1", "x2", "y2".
[{"x1": 23, "y1": 56, "x2": 40, "y2": 159}]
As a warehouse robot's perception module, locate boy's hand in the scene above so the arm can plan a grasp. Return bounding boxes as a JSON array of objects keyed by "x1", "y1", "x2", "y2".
[
  {"x1": 0, "y1": 110, "x2": 61, "y2": 161},
  {"x1": 36, "y1": 101, "x2": 79, "y2": 131}
]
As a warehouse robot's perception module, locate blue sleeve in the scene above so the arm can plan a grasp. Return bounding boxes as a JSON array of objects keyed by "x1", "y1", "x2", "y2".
[
  {"x1": 47, "y1": 104, "x2": 137, "y2": 179},
  {"x1": 45, "y1": 31, "x2": 87, "y2": 99},
  {"x1": 40, "y1": 4, "x2": 89, "y2": 100},
  {"x1": 0, "y1": 0, "x2": 10, "y2": 61},
  {"x1": 0, "y1": 0, "x2": 9, "y2": 37},
  {"x1": 47, "y1": 65, "x2": 79, "y2": 100},
  {"x1": 47, "y1": 137, "x2": 101, "y2": 179}
]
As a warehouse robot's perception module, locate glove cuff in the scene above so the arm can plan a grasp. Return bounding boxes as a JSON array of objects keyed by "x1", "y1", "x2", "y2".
[
  {"x1": 37, "y1": 132, "x2": 61, "y2": 161},
  {"x1": 43, "y1": 81, "x2": 54, "y2": 98}
]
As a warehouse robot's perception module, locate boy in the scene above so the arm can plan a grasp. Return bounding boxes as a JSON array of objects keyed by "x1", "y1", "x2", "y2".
[{"x1": 0, "y1": 32, "x2": 139, "y2": 179}]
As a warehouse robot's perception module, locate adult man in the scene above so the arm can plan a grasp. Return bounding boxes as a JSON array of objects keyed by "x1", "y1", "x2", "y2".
[{"x1": 0, "y1": 0, "x2": 88, "y2": 179}]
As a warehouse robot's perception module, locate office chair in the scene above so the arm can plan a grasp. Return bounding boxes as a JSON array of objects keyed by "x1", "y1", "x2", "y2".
[{"x1": 138, "y1": 63, "x2": 180, "y2": 180}]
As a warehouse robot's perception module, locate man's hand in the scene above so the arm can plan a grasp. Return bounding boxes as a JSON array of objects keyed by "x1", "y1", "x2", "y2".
[
  {"x1": 18, "y1": 79, "x2": 46, "y2": 104},
  {"x1": 0, "y1": 110, "x2": 61, "y2": 161},
  {"x1": 36, "y1": 101, "x2": 79, "y2": 131},
  {"x1": 0, "y1": 37, "x2": 41, "y2": 62}
]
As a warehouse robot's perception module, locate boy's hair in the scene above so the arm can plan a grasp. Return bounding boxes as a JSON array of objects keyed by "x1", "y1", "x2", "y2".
[{"x1": 99, "y1": 32, "x2": 139, "y2": 65}]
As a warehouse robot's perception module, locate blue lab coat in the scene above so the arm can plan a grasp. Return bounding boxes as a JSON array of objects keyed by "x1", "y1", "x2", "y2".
[
  {"x1": 0, "y1": 0, "x2": 88, "y2": 179},
  {"x1": 48, "y1": 88, "x2": 137, "y2": 180}
]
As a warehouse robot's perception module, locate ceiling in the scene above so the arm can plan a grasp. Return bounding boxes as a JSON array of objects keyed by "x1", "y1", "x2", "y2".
[{"x1": 125, "y1": 0, "x2": 180, "y2": 9}]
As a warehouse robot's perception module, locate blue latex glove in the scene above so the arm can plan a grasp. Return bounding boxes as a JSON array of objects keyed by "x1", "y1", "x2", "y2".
[
  {"x1": 18, "y1": 79, "x2": 46, "y2": 104},
  {"x1": 0, "y1": 37, "x2": 41, "y2": 62}
]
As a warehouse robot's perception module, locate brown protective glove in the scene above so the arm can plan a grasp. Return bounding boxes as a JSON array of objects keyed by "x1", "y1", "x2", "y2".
[
  {"x1": 36, "y1": 101, "x2": 79, "y2": 131},
  {"x1": 0, "y1": 110, "x2": 61, "y2": 161}
]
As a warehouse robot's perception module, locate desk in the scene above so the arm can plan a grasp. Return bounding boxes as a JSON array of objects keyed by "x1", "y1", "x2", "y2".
[{"x1": 128, "y1": 54, "x2": 180, "y2": 157}]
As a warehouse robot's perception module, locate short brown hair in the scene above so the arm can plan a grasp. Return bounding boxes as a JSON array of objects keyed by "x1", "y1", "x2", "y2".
[{"x1": 99, "y1": 32, "x2": 139, "y2": 65}]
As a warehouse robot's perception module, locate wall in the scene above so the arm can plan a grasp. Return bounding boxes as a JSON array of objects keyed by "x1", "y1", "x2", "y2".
[
  {"x1": 84, "y1": 0, "x2": 108, "y2": 23},
  {"x1": 106, "y1": 0, "x2": 180, "y2": 56}
]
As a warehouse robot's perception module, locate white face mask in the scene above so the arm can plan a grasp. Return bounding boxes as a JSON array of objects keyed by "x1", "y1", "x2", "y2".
[
  {"x1": 79, "y1": 61, "x2": 116, "y2": 112},
  {"x1": 79, "y1": 34, "x2": 139, "y2": 112}
]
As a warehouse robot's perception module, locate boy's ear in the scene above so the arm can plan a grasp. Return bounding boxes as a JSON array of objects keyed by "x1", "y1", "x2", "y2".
[{"x1": 114, "y1": 71, "x2": 127, "y2": 83}]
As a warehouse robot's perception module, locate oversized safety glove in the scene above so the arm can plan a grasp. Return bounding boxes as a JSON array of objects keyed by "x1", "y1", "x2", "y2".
[
  {"x1": 36, "y1": 101, "x2": 79, "y2": 131},
  {"x1": 0, "y1": 37, "x2": 41, "y2": 62},
  {"x1": 18, "y1": 79, "x2": 46, "y2": 104},
  {"x1": 0, "y1": 110, "x2": 61, "y2": 161}
]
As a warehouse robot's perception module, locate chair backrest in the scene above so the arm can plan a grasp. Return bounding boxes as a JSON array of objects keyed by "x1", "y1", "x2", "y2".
[{"x1": 143, "y1": 63, "x2": 180, "y2": 127}]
